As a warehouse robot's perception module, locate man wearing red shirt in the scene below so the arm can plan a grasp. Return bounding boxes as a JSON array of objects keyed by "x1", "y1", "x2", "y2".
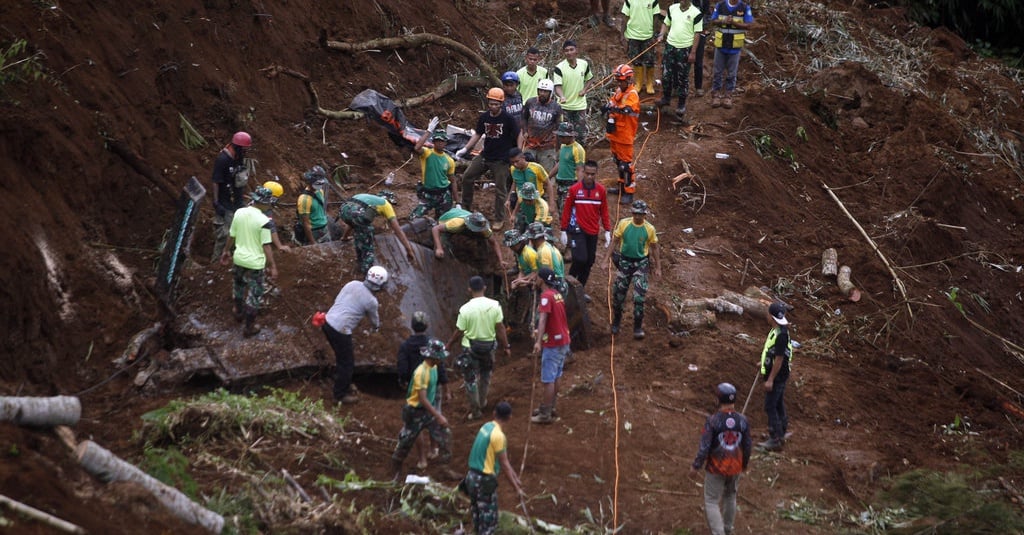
[
  {"x1": 531, "y1": 267, "x2": 571, "y2": 424},
  {"x1": 559, "y1": 160, "x2": 612, "y2": 291}
]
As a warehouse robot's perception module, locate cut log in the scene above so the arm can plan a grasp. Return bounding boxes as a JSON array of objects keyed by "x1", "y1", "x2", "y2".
[
  {"x1": 669, "y1": 310, "x2": 717, "y2": 332},
  {"x1": 720, "y1": 290, "x2": 771, "y2": 320},
  {"x1": 0, "y1": 396, "x2": 81, "y2": 427},
  {"x1": 76, "y1": 440, "x2": 224, "y2": 533},
  {"x1": 837, "y1": 265, "x2": 862, "y2": 302},
  {"x1": 323, "y1": 33, "x2": 502, "y2": 86},
  {"x1": 0, "y1": 494, "x2": 85, "y2": 534},
  {"x1": 675, "y1": 298, "x2": 744, "y2": 315},
  {"x1": 822, "y1": 248, "x2": 838, "y2": 278}
]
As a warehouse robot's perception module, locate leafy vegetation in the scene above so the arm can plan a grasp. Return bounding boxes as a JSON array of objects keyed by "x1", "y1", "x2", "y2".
[
  {"x1": 902, "y1": 0, "x2": 1024, "y2": 58},
  {"x1": 140, "y1": 446, "x2": 198, "y2": 499}
]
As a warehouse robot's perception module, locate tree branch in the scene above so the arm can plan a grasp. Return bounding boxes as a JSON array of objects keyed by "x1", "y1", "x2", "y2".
[{"x1": 323, "y1": 33, "x2": 501, "y2": 86}]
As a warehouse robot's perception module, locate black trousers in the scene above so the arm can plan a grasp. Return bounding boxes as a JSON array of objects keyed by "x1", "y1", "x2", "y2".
[
  {"x1": 567, "y1": 230, "x2": 599, "y2": 286},
  {"x1": 323, "y1": 323, "x2": 354, "y2": 399}
]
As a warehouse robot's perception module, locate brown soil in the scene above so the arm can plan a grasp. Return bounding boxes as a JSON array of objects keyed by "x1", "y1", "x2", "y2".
[{"x1": 1, "y1": 0, "x2": 1023, "y2": 533}]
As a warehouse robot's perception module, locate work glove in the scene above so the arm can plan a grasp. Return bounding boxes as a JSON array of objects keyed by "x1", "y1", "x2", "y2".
[
  {"x1": 559, "y1": 231, "x2": 568, "y2": 246},
  {"x1": 600, "y1": 104, "x2": 612, "y2": 114},
  {"x1": 604, "y1": 231, "x2": 612, "y2": 248},
  {"x1": 427, "y1": 116, "x2": 440, "y2": 133},
  {"x1": 455, "y1": 147, "x2": 469, "y2": 160}
]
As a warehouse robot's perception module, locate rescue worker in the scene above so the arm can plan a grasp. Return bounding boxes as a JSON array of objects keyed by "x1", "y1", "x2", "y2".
[
  {"x1": 338, "y1": 190, "x2": 418, "y2": 275},
  {"x1": 604, "y1": 64, "x2": 641, "y2": 204},
  {"x1": 211, "y1": 131, "x2": 252, "y2": 261},
  {"x1": 607, "y1": 199, "x2": 661, "y2": 339},
  {"x1": 295, "y1": 165, "x2": 336, "y2": 245},
  {"x1": 219, "y1": 185, "x2": 278, "y2": 337}
]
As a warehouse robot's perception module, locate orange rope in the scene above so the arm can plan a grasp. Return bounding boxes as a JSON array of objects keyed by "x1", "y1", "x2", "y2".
[{"x1": 608, "y1": 97, "x2": 662, "y2": 530}]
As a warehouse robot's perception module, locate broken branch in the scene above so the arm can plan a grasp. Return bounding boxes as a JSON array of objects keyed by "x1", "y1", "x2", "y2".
[
  {"x1": 0, "y1": 494, "x2": 85, "y2": 534},
  {"x1": 323, "y1": 33, "x2": 501, "y2": 86}
]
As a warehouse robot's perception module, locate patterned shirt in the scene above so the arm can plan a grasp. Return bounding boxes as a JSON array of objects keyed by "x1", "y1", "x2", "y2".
[{"x1": 692, "y1": 410, "x2": 751, "y2": 476}]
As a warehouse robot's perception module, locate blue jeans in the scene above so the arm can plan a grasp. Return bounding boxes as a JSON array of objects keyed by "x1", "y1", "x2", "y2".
[
  {"x1": 711, "y1": 50, "x2": 742, "y2": 93},
  {"x1": 764, "y1": 378, "x2": 788, "y2": 440},
  {"x1": 540, "y1": 345, "x2": 570, "y2": 383}
]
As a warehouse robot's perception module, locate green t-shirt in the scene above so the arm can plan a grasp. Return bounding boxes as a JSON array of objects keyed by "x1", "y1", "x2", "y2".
[
  {"x1": 419, "y1": 148, "x2": 454, "y2": 189},
  {"x1": 622, "y1": 0, "x2": 661, "y2": 40},
  {"x1": 406, "y1": 361, "x2": 438, "y2": 407},
  {"x1": 229, "y1": 206, "x2": 271, "y2": 269},
  {"x1": 556, "y1": 142, "x2": 587, "y2": 182},
  {"x1": 665, "y1": 2, "x2": 704, "y2": 48},
  {"x1": 468, "y1": 421, "x2": 507, "y2": 475},
  {"x1": 516, "y1": 65, "x2": 549, "y2": 102},
  {"x1": 456, "y1": 296, "x2": 504, "y2": 348},
  {"x1": 552, "y1": 58, "x2": 593, "y2": 112},
  {"x1": 614, "y1": 218, "x2": 658, "y2": 258},
  {"x1": 297, "y1": 189, "x2": 328, "y2": 228}
]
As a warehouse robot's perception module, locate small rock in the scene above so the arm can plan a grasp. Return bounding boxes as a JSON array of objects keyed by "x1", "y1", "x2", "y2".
[{"x1": 851, "y1": 117, "x2": 869, "y2": 129}]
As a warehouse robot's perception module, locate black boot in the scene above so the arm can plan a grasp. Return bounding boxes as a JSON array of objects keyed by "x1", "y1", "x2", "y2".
[
  {"x1": 633, "y1": 314, "x2": 645, "y2": 340},
  {"x1": 232, "y1": 299, "x2": 244, "y2": 322},
  {"x1": 611, "y1": 311, "x2": 622, "y2": 334},
  {"x1": 243, "y1": 313, "x2": 261, "y2": 337}
]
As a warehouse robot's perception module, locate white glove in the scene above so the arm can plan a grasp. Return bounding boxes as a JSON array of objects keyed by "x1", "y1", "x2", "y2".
[
  {"x1": 604, "y1": 231, "x2": 612, "y2": 248},
  {"x1": 455, "y1": 147, "x2": 468, "y2": 160},
  {"x1": 427, "y1": 116, "x2": 440, "y2": 132},
  {"x1": 454, "y1": 203, "x2": 462, "y2": 210},
  {"x1": 559, "y1": 231, "x2": 568, "y2": 246}
]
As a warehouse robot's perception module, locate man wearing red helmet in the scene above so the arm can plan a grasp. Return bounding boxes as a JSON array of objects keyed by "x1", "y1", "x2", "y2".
[
  {"x1": 604, "y1": 65, "x2": 641, "y2": 204},
  {"x1": 211, "y1": 131, "x2": 252, "y2": 261}
]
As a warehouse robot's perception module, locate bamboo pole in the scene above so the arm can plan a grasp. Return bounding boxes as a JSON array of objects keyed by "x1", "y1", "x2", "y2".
[
  {"x1": 76, "y1": 441, "x2": 224, "y2": 533},
  {"x1": 0, "y1": 494, "x2": 85, "y2": 534},
  {"x1": 822, "y1": 182, "x2": 912, "y2": 319},
  {"x1": 821, "y1": 248, "x2": 838, "y2": 277}
]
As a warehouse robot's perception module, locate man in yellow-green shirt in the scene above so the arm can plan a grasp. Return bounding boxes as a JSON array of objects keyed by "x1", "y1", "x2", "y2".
[
  {"x1": 463, "y1": 401, "x2": 523, "y2": 535},
  {"x1": 606, "y1": 199, "x2": 661, "y2": 339},
  {"x1": 552, "y1": 39, "x2": 595, "y2": 142},
  {"x1": 448, "y1": 276, "x2": 511, "y2": 421}
]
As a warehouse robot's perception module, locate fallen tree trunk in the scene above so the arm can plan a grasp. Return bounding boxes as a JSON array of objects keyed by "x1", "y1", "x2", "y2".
[
  {"x1": 719, "y1": 289, "x2": 771, "y2": 320},
  {"x1": 0, "y1": 494, "x2": 85, "y2": 534},
  {"x1": 0, "y1": 396, "x2": 81, "y2": 427},
  {"x1": 76, "y1": 440, "x2": 224, "y2": 533},
  {"x1": 323, "y1": 33, "x2": 501, "y2": 86},
  {"x1": 837, "y1": 265, "x2": 862, "y2": 301}
]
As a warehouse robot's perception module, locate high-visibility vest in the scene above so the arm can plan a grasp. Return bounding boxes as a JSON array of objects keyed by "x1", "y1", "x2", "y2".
[{"x1": 759, "y1": 326, "x2": 793, "y2": 375}]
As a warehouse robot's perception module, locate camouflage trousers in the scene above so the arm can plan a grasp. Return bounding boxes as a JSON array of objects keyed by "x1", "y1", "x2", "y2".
[
  {"x1": 411, "y1": 186, "x2": 453, "y2": 220},
  {"x1": 232, "y1": 265, "x2": 266, "y2": 316},
  {"x1": 455, "y1": 346, "x2": 494, "y2": 416},
  {"x1": 612, "y1": 255, "x2": 650, "y2": 323},
  {"x1": 662, "y1": 44, "x2": 694, "y2": 104},
  {"x1": 339, "y1": 202, "x2": 377, "y2": 275},
  {"x1": 555, "y1": 179, "x2": 577, "y2": 214},
  {"x1": 563, "y1": 109, "x2": 589, "y2": 143},
  {"x1": 628, "y1": 37, "x2": 657, "y2": 67},
  {"x1": 392, "y1": 405, "x2": 452, "y2": 464},
  {"x1": 465, "y1": 469, "x2": 500, "y2": 535}
]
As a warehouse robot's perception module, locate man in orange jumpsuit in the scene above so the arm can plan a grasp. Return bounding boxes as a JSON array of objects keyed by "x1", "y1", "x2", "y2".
[{"x1": 604, "y1": 64, "x2": 641, "y2": 204}]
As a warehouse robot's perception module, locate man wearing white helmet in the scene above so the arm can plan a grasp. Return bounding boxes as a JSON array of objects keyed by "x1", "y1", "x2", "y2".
[
  {"x1": 211, "y1": 131, "x2": 252, "y2": 261},
  {"x1": 520, "y1": 77, "x2": 562, "y2": 175},
  {"x1": 322, "y1": 266, "x2": 389, "y2": 404}
]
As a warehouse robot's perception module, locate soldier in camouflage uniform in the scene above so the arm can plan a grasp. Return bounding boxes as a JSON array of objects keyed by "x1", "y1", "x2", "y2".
[
  {"x1": 462, "y1": 401, "x2": 523, "y2": 535},
  {"x1": 550, "y1": 122, "x2": 586, "y2": 212},
  {"x1": 606, "y1": 199, "x2": 662, "y2": 339},
  {"x1": 391, "y1": 339, "x2": 455, "y2": 480},
  {"x1": 338, "y1": 190, "x2": 417, "y2": 275},
  {"x1": 411, "y1": 121, "x2": 456, "y2": 220}
]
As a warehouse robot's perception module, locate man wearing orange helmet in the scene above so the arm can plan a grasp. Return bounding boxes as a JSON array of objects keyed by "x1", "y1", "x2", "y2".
[
  {"x1": 455, "y1": 88, "x2": 520, "y2": 229},
  {"x1": 211, "y1": 131, "x2": 252, "y2": 261},
  {"x1": 603, "y1": 65, "x2": 641, "y2": 204}
]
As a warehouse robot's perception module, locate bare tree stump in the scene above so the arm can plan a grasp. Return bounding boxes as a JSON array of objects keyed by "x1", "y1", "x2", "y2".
[
  {"x1": 822, "y1": 248, "x2": 838, "y2": 278},
  {"x1": 0, "y1": 396, "x2": 81, "y2": 427},
  {"x1": 670, "y1": 310, "x2": 717, "y2": 332},
  {"x1": 76, "y1": 441, "x2": 224, "y2": 533},
  {"x1": 837, "y1": 265, "x2": 861, "y2": 302}
]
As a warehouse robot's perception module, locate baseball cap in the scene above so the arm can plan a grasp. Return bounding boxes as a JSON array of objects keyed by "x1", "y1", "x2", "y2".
[
  {"x1": 537, "y1": 267, "x2": 557, "y2": 285},
  {"x1": 768, "y1": 302, "x2": 789, "y2": 325}
]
